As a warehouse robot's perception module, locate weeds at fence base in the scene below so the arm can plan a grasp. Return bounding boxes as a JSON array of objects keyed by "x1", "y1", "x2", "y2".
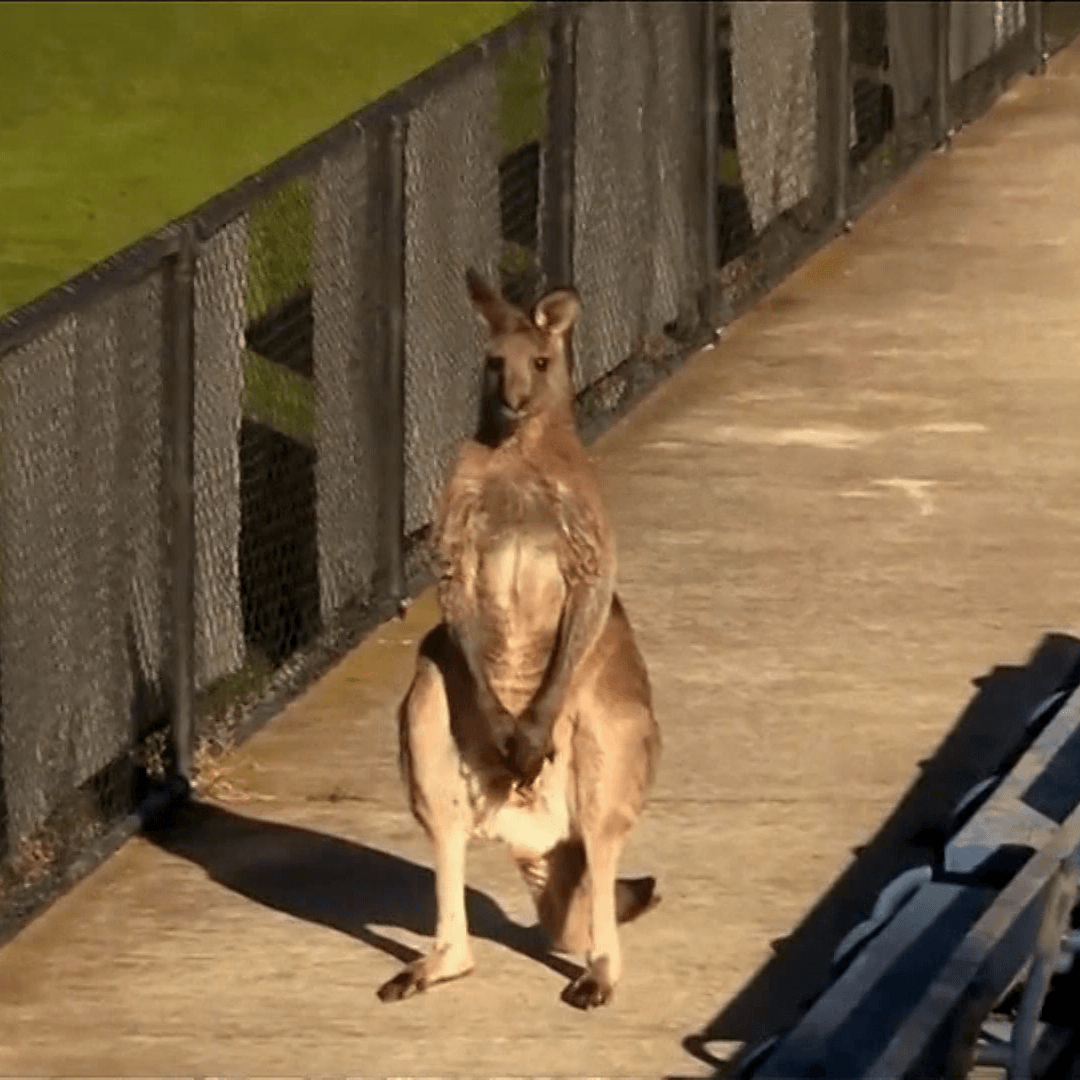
[
  {"x1": 0, "y1": 771, "x2": 136, "y2": 944},
  {"x1": 191, "y1": 739, "x2": 272, "y2": 806}
]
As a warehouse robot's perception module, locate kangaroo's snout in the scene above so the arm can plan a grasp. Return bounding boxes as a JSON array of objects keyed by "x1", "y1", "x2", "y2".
[
  {"x1": 499, "y1": 364, "x2": 532, "y2": 414},
  {"x1": 486, "y1": 352, "x2": 534, "y2": 415}
]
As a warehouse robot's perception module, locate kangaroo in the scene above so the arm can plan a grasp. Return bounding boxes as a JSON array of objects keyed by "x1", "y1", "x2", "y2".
[{"x1": 377, "y1": 270, "x2": 661, "y2": 1010}]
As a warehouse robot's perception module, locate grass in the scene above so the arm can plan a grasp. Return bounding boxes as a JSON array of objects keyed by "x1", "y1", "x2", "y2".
[
  {"x1": 718, "y1": 147, "x2": 742, "y2": 188},
  {"x1": 242, "y1": 349, "x2": 316, "y2": 446},
  {"x1": 496, "y1": 22, "x2": 547, "y2": 152},
  {"x1": 0, "y1": 0, "x2": 530, "y2": 317},
  {"x1": 247, "y1": 177, "x2": 313, "y2": 322}
]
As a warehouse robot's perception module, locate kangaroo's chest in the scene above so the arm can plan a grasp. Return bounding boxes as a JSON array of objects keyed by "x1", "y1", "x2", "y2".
[{"x1": 464, "y1": 477, "x2": 568, "y2": 712}]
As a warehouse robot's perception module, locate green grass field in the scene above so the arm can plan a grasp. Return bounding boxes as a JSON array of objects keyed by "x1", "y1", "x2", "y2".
[{"x1": 0, "y1": 0, "x2": 529, "y2": 317}]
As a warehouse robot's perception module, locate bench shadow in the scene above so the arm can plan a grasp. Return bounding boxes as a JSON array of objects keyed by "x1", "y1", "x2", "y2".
[
  {"x1": 145, "y1": 799, "x2": 581, "y2": 984},
  {"x1": 680, "y1": 630, "x2": 1080, "y2": 1077}
]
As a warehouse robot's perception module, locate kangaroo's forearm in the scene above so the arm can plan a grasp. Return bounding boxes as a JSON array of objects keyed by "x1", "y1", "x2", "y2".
[
  {"x1": 525, "y1": 577, "x2": 613, "y2": 730},
  {"x1": 448, "y1": 616, "x2": 508, "y2": 720}
]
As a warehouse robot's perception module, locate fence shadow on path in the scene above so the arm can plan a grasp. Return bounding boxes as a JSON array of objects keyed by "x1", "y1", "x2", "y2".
[{"x1": 680, "y1": 631, "x2": 1080, "y2": 1078}]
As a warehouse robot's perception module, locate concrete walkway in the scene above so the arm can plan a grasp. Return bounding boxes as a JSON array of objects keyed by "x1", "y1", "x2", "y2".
[{"x1": 4, "y1": 42, "x2": 1080, "y2": 1079}]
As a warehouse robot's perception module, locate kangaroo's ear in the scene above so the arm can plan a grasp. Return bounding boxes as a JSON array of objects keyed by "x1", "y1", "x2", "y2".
[
  {"x1": 466, "y1": 268, "x2": 526, "y2": 336},
  {"x1": 532, "y1": 287, "x2": 580, "y2": 337}
]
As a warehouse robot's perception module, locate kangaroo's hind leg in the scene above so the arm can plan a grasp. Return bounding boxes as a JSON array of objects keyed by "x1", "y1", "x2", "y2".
[
  {"x1": 561, "y1": 604, "x2": 661, "y2": 1010},
  {"x1": 515, "y1": 839, "x2": 590, "y2": 955},
  {"x1": 515, "y1": 839, "x2": 659, "y2": 957},
  {"x1": 378, "y1": 627, "x2": 476, "y2": 1002}
]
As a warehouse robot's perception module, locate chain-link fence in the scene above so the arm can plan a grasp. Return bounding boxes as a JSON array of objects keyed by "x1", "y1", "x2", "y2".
[{"x1": 0, "y1": 1, "x2": 1052, "y2": 940}]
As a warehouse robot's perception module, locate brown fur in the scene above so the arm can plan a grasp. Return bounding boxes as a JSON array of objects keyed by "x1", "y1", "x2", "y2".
[{"x1": 377, "y1": 272, "x2": 661, "y2": 1010}]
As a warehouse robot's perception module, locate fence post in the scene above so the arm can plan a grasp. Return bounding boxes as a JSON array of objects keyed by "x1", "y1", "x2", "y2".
[
  {"x1": 542, "y1": 1, "x2": 576, "y2": 291},
  {"x1": 1030, "y1": 0, "x2": 1045, "y2": 74},
  {"x1": 372, "y1": 114, "x2": 407, "y2": 603},
  {"x1": 815, "y1": 1, "x2": 850, "y2": 229},
  {"x1": 164, "y1": 223, "x2": 198, "y2": 787},
  {"x1": 702, "y1": 0, "x2": 719, "y2": 326},
  {"x1": 933, "y1": 0, "x2": 952, "y2": 147}
]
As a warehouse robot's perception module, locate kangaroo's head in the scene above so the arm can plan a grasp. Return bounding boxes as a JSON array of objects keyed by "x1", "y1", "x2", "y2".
[{"x1": 466, "y1": 268, "x2": 580, "y2": 446}]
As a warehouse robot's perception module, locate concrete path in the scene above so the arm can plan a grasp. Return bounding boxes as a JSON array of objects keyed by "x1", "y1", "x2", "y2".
[{"x1": 4, "y1": 42, "x2": 1080, "y2": 1079}]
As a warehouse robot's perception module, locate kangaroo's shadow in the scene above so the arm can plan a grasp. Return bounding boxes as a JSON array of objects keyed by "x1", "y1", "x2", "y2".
[{"x1": 145, "y1": 799, "x2": 581, "y2": 983}]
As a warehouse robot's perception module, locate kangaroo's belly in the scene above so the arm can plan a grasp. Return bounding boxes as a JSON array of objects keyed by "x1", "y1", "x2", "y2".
[
  {"x1": 463, "y1": 720, "x2": 575, "y2": 857},
  {"x1": 477, "y1": 530, "x2": 566, "y2": 716}
]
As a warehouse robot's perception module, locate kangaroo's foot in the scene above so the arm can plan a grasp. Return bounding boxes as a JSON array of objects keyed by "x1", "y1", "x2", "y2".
[
  {"x1": 377, "y1": 942, "x2": 474, "y2": 1003},
  {"x1": 561, "y1": 955, "x2": 615, "y2": 1010}
]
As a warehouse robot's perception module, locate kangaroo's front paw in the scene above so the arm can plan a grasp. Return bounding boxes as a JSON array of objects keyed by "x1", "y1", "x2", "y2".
[
  {"x1": 487, "y1": 706, "x2": 518, "y2": 759},
  {"x1": 377, "y1": 945, "x2": 474, "y2": 1003},
  {"x1": 561, "y1": 956, "x2": 615, "y2": 1010},
  {"x1": 507, "y1": 727, "x2": 551, "y2": 785},
  {"x1": 504, "y1": 707, "x2": 555, "y2": 784}
]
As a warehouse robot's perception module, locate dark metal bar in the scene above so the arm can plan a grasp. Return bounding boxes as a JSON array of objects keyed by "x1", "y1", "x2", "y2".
[
  {"x1": 542, "y1": 1, "x2": 577, "y2": 290},
  {"x1": 163, "y1": 224, "x2": 198, "y2": 786},
  {"x1": 933, "y1": 0, "x2": 952, "y2": 147},
  {"x1": 1030, "y1": 0, "x2": 1046, "y2": 74},
  {"x1": 702, "y1": 0, "x2": 719, "y2": 325},
  {"x1": 1009, "y1": 858, "x2": 1077, "y2": 1080},
  {"x1": 835, "y1": 1, "x2": 850, "y2": 225},
  {"x1": 814, "y1": 0, "x2": 850, "y2": 229},
  {"x1": 374, "y1": 114, "x2": 407, "y2": 603}
]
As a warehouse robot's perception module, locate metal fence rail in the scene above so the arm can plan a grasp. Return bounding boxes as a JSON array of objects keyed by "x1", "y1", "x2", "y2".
[{"x1": 0, "y1": 1, "x2": 1051, "y2": 943}]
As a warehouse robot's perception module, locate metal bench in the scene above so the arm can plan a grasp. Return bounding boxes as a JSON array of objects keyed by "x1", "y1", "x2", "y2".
[{"x1": 740, "y1": 674, "x2": 1080, "y2": 1080}]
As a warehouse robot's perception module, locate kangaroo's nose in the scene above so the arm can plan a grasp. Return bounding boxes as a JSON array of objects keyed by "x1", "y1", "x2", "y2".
[{"x1": 500, "y1": 369, "x2": 530, "y2": 412}]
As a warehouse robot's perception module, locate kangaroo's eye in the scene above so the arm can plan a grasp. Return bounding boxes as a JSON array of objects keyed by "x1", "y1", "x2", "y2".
[
  {"x1": 486, "y1": 355, "x2": 505, "y2": 372},
  {"x1": 533, "y1": 356, "x2": 550, "y2": 372}
]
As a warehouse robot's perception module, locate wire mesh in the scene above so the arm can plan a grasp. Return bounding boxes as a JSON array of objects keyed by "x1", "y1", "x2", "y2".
[
  {"x1": 311, "y1": 132, "x2": 380, "y2": 627},
  {"x1": 572, "y1": 1, "x2": 705, "y2": 392},
  {"x1": 709, "y1": 0, "x2": 823, "y2": 305},
  {"x1": 1045, "y1": 1, "x2": 1080, "y2": 54},
  {"x1": 714, "y1": 4, "x2": 756, "y2": 269},
  {"x1": 846, "y1": 0, "x2": 944, "y2": 218},
  {"x1": 644, "y1": 3, "x2": 706, "y2": 341},
  {"x1": 123, "y1": 273, "x2": 170, "y2": 744},
  {"x1": 403, "y1": 58, "x2": 501, "y2": 536},
  {"x1": 239, "y1": 175, "x2": 321, "y2": 674},
  {"x1": 850, "y1": 1, "x2": 894, "y2": 166},
  {"x1": 0, "y1": 268, "x2": 168, "y2": 914},
  {"x1": 704, "y1": 0, "x2": 834, "y2": 328},
  {"x1": 572, "y1": 2, "x2": 652, "y2": 387},
  {"x1": 1, "y1": 316, "x2": 82, "y2": 853},
  {"x1": 193, "y1": 217, "x2": 247, "y2": 693},
  {"x1": 731, "y1": 0, "x2": 818, "y2": 235},
  {"x1": 192, "y1": 170, "x2": 333, "y2": 734},
  {"x1": 951, "y1": 1, "x2": 1010, "y2": 79},
  {"x1": 887, "y1": 2, "x2": 936, "y2": 124}
]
